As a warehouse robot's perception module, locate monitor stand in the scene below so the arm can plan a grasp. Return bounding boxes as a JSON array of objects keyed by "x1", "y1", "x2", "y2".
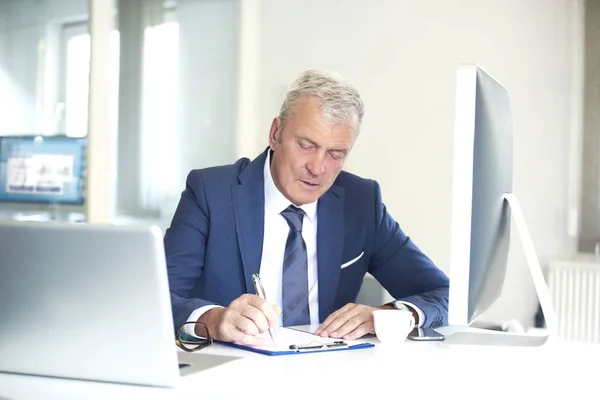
[{"x1": 441, "y1": 193, "x2": 558, "y2": 347}]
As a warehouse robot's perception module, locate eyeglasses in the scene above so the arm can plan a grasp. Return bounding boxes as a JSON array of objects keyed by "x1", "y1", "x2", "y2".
[{"x1": 175, "y1": 321, "x2": 213, "y2": 352}]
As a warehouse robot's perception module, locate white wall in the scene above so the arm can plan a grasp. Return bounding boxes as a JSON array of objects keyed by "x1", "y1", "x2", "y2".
[{"x1": 239, "y1": 0, "x2": 583, "y2": 328}]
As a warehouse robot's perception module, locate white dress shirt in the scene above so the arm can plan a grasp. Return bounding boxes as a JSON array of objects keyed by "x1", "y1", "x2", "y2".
[
  {"x1": 186, "y1": 152, "x2": 423, "y2": 333},
  {"x1": 257, "y1": 151, "x2": 319, "y2": 326}
]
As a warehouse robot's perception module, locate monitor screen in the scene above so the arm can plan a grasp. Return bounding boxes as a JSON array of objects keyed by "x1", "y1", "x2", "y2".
[
  {"x1": 0, "y1": 136, "x2": 86, "y2": 205},
  {"x1": 448, "y1": 65, "x2": 513, "y2": 327}
]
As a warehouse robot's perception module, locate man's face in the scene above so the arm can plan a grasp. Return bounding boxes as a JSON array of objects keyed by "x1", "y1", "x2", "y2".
[{"x1": 268, "y1": 96, "x2": 357, "y2": 206}]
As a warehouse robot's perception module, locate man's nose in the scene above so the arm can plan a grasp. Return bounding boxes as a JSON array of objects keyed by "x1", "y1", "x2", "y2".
[{"x1": 306, "y1": 152, "x2": 326, "y2": 177}]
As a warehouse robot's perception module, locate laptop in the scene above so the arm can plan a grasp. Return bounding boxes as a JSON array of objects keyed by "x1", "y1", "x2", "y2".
[{"x1": 0, "y1": 221, "x2": 238, "y2": 387}]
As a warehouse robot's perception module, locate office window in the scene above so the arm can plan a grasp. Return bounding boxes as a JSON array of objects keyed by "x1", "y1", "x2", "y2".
[
  {"x1": 63, "y1": 20, "x2": 179, "y2": 213},
  {"x1": 140, "y1": 21, "x2": 179, "y2": 210},
  {"x1": 64, "y1": 29, "x2": 90, "y2": 138},
  {"x1": 63, "y1": 25, "x2": 119, "y2": 139}
]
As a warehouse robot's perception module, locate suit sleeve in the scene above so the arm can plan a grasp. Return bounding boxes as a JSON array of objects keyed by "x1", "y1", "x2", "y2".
[
  {"x1": 367, "y1": 181, "x2": 450, "y2": 328},
  {"x1": 164, "y1": 170, "x2": 217, "y2": 333}
]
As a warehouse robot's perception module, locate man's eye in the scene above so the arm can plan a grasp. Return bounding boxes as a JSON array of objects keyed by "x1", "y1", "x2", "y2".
[
  {"x1": 329, "y1": 152, "x2": 344, "y2": 160},
  {"x1": 299, "y1": 143, "x2": 313, "y2": 150}
]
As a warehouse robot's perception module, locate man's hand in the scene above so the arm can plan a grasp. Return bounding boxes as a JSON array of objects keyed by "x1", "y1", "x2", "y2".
[
  {"x1": 197, "y1": 294, "x2": 281, "y2": 345},
  {"x1": 315, "y1": 303, "x2": 393, "y2": 340}
]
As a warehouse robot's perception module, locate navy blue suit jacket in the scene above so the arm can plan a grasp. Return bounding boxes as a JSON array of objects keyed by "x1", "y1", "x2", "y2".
[{"x1": 165, "y1": 149, "x2": 449, "y2": 332}]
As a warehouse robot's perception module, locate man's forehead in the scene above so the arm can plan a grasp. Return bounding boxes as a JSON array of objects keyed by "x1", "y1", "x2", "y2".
[
  {"x1": 295, "y1": 131, "x2": 354, "y2": 150},
  {"x1": 289, "y1": 115, "x2": 355, "y2": 138}
]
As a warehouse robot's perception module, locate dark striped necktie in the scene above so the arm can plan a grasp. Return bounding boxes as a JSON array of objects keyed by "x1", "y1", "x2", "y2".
[{"x1": 280, "y1": 205, "x2": 310, "y2": 326}]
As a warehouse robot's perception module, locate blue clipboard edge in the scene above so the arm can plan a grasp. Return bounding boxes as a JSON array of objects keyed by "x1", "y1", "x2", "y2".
[{"x1": 215, "y1": 340, "x2": 375, "y2": 356}]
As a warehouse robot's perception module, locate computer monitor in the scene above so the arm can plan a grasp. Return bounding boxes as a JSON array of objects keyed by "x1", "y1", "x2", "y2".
[
  {"x1": 0, "y1": 135, "x2": 86, "y2": 205},
  {"x1": 445, "y1": 65, "x2": 557, "y2": 346},
  {"x1": 448, "y1": 65, "x2": 513, "y2": 326}
]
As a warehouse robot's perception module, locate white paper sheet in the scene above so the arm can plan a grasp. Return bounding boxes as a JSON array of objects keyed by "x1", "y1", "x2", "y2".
[{"x1": 251, "y1": 327, "x2": 364, "y2": 352}]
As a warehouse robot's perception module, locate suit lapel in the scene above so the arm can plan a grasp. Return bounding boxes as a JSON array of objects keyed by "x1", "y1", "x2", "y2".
[
  {"x1": 317, "y1": 185, "x2": 345, "y2": 322},
  {"x1": 232, "y1": 150, "x2": 268, "y2": 293}
]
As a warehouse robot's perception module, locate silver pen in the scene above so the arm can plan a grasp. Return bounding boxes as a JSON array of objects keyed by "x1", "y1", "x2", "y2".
[{"x1": 251, "y1": 273, "x2": 277, "y2": 345}]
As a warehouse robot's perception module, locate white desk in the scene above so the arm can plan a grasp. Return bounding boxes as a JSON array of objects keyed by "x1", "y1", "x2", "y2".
[{"x1": 1, "y1": 327, "x2": 598, "y2": 400}]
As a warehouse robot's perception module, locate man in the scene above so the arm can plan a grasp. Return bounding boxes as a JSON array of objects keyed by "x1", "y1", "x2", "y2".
[{"x1": 165, "y1": 69, "x2": 449, "y2": 345}]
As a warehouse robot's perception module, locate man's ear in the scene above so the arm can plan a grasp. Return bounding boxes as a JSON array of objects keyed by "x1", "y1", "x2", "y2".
[{"x1": 268, "y1": 117, "x2": 281, "y2": 149}]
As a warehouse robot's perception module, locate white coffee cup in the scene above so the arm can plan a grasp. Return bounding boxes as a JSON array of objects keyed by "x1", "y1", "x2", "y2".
[{"x1": 373, "y1": 309, "x2": 415, "y2": 344}]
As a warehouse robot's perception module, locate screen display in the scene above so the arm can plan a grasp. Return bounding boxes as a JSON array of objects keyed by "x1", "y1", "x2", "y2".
[{"x1": 0, "y1": 136, "x2": 86, "y2": 204}]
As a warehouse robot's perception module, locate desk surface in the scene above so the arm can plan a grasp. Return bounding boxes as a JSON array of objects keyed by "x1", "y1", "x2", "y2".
[{"x1": 1, "y1": 327, "x2": 598, "y2": 400}]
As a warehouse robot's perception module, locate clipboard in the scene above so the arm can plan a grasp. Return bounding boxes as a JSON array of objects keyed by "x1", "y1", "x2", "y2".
[{"x1": 216, "y1": 327, "x2": 375, "y2": 356}]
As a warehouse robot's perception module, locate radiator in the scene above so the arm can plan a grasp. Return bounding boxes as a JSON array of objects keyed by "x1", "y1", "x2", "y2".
[{"x1": 548, "y1": 259, "x2": 600, "y2": 343}]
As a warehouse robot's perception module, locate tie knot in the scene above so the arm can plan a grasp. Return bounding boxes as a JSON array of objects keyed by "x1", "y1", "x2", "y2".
[{"x1": 281, "y1": 205, "x2": 305, "y2": 232}]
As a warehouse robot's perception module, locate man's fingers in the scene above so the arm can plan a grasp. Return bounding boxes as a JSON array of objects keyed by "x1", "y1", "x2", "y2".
[
  {"x1": 219, "y1": 308, "x2": 261, "y2": 337},
  {"x1": 316, "y1": 303, "x2": 355, "y2": 335},
  {"x1": 240, "y1": 294, "x2": 281, "y2": 328},
  {"x1": 342, "y1": 321, "x2": 374, "y2": 340},
  {"x1": 210, "y1": 298, "x2": 280, "y2": 344},
  {"x1": 317, "y1": 305, "x2": 360, "y2": 337},
  {"x1": 235, "y1": 314, "x2": 261, "y2": 337},
  {"x1": 229, "y1": 327, "x2": 264, "y2": 346},
  {"x1": 220, "y1": 313, "x2": 264, "y2": 343},
  {"x1": 329, "y1": 314, "x2": 365, "y2": 338},
  {"x1": 239, "y1": 305, "x2": 269, "y2": 333},
  {"x1": 317, "y1": 304, "x2": 356, "y2": 335}
]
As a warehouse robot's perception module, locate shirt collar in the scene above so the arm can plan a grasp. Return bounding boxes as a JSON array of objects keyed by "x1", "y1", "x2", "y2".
[{"x1": 263, "y1": 150, "x2": 318, "y2": 222}]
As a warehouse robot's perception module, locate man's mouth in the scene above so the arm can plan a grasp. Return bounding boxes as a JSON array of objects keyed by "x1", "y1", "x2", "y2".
[{"x1": 299, "y1": 179, "x2": 320, "y2": 189}]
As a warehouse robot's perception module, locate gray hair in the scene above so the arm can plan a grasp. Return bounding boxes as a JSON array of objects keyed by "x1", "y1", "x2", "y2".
[{"x1": 279, "y1": 69, "x2": 365, "y2": 134}]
